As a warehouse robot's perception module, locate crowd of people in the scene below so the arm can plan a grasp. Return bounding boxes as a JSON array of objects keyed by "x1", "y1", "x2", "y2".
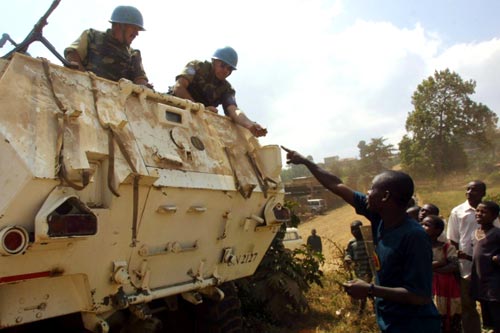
[
  {"x1": 408, "y1": 180, "x2": 500, "y2": 333},
  {"x1": 64, "y1": 5, "x2": 267, "y2": 137},
  {"x1": 284, "y1": 146, "x2": 500, "y2": 333}
]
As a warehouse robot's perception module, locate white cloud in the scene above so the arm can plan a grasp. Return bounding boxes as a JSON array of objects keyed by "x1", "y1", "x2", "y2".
[
  {"x1": 254, "y1": 19, "x2": 444, "y2": 161},
  {"x1": 432, "y1": 39, "x2": 500, "y2": 114}
]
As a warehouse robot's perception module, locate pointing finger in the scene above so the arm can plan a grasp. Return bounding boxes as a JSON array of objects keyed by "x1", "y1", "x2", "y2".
[{"x1": 280, "y1": 145, "x2": 292, "y2": 153}]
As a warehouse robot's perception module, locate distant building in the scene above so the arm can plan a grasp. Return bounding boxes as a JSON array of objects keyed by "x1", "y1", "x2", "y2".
[
  {"x1": 284, "y1": 156, "x2": 359, "y2": 214},
  {"x1": 284, "y1": 176, "x2": 342, "y2": 214},
  {"x1": 324, "y1": 156, "x2": 340, "y2": 169}
]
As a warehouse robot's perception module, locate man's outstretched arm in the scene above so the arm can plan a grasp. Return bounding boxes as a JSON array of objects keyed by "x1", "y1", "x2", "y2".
[{"x1": 281, "y1": 146, "x2": 355, "y2": 206}]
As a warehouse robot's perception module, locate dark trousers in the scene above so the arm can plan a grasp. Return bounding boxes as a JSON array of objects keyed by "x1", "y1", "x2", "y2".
[{"x1": 459, "y1": 277, "x2": 481, "y2": 333}]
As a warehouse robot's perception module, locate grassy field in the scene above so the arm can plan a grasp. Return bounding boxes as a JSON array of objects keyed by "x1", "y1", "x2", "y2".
[{"x1": 262, "y1": 176, "x2": 500, "y2": 332}]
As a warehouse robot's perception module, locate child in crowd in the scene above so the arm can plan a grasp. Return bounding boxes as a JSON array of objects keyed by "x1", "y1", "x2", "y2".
[
  {"x1": 419, "y1": 203, "x2": 447, "y2": 242},
  {"x1": 470, "y1": 201, "x2": 500, "y2": 333},
  {"x1": 344, "y1": 220, "x2": 373, "y2": 314},
  {"x1": 422, "y1": 215, "x2": 461, "y2": 333},
  {"x1": 406, "y1": 205, "x2": 420, "y2": 221},
  {"x1": 418, "y1": 203, "x2": 440, "y2": 223}
]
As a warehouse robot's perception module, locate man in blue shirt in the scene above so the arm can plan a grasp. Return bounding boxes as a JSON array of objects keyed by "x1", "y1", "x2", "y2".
[{"x1": 282, "y1": 146, "x2": 440, "y2": 332}]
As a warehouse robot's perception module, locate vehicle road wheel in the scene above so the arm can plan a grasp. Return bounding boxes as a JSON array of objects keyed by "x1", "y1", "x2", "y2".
[
  {"x1": 120, "y1": 317, "x2": 163, "y2": 333},
  {"x1": 194, "y1": 282, "x2": 243, "y2": 333}
]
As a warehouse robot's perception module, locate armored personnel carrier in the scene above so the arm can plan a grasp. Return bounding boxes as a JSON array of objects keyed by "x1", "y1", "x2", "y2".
[{"x1": 0, "y1": 4, "x2": 285, "y2": 332}]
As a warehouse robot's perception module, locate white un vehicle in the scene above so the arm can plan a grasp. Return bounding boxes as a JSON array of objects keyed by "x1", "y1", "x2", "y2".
[{"x1": 0, "y1": 2, "x2": 286, "y2": 332}]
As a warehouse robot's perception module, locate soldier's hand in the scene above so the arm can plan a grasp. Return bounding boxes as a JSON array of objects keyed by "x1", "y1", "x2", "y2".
[
  {"x1": 134, "y1": 78, "x2": 153, "y2": 89},
  {"x1": 65, "y1": 50, "x2": 85, "y2": 71},
  {"x1": 281, "y1": 146, "x2": 308, "y2": 165},
  {"x1": 69, "y1": 61, "x2": 85, "y2": 71},
  {"x1": 248, "y1": 122, "x2": 267, "y2": 137},
  {"x1": 206, "y1": 106, "x2": 219, "y2": 114}
]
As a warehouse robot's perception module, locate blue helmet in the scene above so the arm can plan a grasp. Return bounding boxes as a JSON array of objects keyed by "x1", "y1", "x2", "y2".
[
  {"x1": 109, "y1": 6, "x2": 145, "y2": 31},
  {"x1": 212, "y1": 46, "x2": 238, "y2": 70}
]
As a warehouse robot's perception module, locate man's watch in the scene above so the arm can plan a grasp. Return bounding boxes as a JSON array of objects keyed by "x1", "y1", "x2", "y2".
[{"x1": 367, "y1": 283, "x2": 375, "y2": 297}]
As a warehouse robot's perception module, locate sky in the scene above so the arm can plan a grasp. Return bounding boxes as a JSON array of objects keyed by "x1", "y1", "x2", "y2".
[{"x1": 2, "y1": 0, "x2": 500, "y2": 163}]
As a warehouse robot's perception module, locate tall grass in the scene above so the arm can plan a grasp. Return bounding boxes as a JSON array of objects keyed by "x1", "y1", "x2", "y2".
[{"x1": 298, "y1": 239, "x2": 378, "y2": 333}]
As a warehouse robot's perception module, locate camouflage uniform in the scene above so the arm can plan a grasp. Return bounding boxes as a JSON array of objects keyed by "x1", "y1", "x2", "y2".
[
  {"x1": 176, "y1": 60, "x2": 237, "y2": 116},
  {"x1": 64, "y1": 29, "x2": 148, "y2": 83}
]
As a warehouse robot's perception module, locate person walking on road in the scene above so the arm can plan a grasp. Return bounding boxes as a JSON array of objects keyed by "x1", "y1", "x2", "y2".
[{"x1": 307, "y1": 228, "x2": 322, "y2": 253}]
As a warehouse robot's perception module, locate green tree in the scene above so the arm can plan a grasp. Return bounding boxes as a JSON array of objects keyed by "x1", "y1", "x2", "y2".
[
  {"x1": 357, "y1": 137, "x2": 395, "y2": 178},
  {"x1": 400, "y1": 69, "x2": 498, "y2": 179},
  {"x1": 343, "y1": 159, "x2": 361, "y2": 189}
]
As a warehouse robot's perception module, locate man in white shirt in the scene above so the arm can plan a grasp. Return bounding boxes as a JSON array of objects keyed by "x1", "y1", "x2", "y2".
[{"x1": 447, "y1": 180, "x2": 500, "y2": 333}]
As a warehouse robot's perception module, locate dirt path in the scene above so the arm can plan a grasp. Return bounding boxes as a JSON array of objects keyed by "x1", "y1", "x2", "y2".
[{"x1": 297, "y1": 205, "x2": 370, "y2": 271}]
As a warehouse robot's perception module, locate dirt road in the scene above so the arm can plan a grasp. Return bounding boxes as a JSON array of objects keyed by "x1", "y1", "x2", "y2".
[{"x1": 297, "y1": 204, "x2": 370, "y2": 271}]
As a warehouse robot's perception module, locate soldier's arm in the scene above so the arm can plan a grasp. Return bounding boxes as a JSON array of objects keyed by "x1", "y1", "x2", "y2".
[
  {"x1": 130, "y1": 50, "x2": 152, "y2": 88},
  {"x1": 64, "y1": 49, "x2": 85, "y2": 71},
  {"x1": 225, "y1": 105, "x2": 267, "y2": 137},
  {"x1": 134, "y1": 77, "x2": 150, "y2": 86},
  {"x1": 171, "y1": 78, "x2": 222, "y2": 114},
  {"x1": 172, "y1": 77, "x2": 195, "y2": 101},
  {"x1": 64, "y1": 30, "x2": 89, "y2": 71}
]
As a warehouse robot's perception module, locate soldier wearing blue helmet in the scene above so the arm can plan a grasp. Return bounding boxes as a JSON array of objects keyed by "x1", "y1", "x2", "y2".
[
  {"x1": 172, "y1": 47, "x2": 267, "y2": 137},
  {"x1": 64, "y1": 6, "x2": 151, "y2": 88}
]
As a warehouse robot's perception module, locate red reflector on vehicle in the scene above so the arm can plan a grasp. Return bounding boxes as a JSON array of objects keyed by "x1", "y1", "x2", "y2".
[
  {"x1": 0, "y1": 226, "x2": 29, "y2": 255},
  {"x1": 4, "y1": 231, "x2": 23, "y2": 251}
]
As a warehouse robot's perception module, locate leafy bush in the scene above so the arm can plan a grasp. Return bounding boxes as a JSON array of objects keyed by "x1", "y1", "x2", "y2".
[
  {"x1": 236, "y1": 226, "x2": 324, "y2": 326},
  {"x1": 284, "y1": 200, "x2": 301, "y2": 227},
  {"x1": 241, "y1": 238, "x2": 378, "y2": 333}
]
